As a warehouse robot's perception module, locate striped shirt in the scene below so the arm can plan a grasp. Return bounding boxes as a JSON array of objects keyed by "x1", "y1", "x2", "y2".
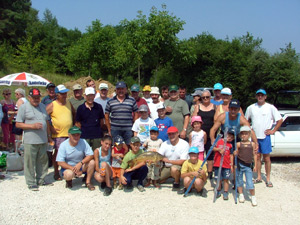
[{"x1": 105, "y1": 95, "x2": 138, "y2": 130}]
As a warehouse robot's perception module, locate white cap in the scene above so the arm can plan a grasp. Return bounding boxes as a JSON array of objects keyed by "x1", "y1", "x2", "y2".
[
  {"x1": 85, "y1": 87, "x2": 96, "y2": 95},
  {"x1": 150, "y1": 87, "x2": 160, "y2": 95},
  {"x1": 221, "y1": 87, "x2": 232, "y2": 95},
  {"x1": 156, "y1": 103, "x2": 165, "y2": 111},
  {"x1": 99, "y1": 83, "x2": 108, "y2": 90}
]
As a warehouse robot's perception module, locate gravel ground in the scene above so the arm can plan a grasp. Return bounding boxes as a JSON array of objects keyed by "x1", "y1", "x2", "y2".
[{"x1": 0, "y1": 158, "x2": 300, "y2": 225}]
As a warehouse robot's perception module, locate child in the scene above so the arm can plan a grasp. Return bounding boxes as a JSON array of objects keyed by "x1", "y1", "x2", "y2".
[
  {"x1": 154, "y1": 103, "x2": 174, "y2": 141},
  {"x1": 94, "y1": 135, "x2": 113, "y2": 196},
  {"x1": 132, "y1": 104, "x2": 156, "y2": 144},
  {"x1": 213, "y1": 128, "x2": 234, "y2": 200},
  {"x1": 111, "y1": 135, "x2": 126, "y2": 190},
  {"x1": 178, "y1": 147, "x2": 207, "y2": 196},
  {"x1": 143, "y1": 126, "x2": 163, "y2": 187},
  {"x1": 234, "y1": 126, "x2": 257, "y2": 206},
  {"x1": 189, "y1": 116, "x2": 207, "y2": 160},
  {"x1": 120, "y1": 136, "x2": 148, "y2": 192}
]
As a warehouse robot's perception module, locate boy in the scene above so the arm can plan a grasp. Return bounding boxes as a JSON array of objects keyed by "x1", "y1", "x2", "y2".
[
  {"x1": 111, "y1": 135, "x2": 126, "y2": 189},
  {"x1": 178, "y1": 147, "x2": 208, "y2": 196},
  {"x1": 120, "y1": 137, "x2": 148, "y2": 192},
  {"x1": 154, "y1": 103, "x2": 174, "y2": 141},
  {"x1": 213, "y1": 129, "x2": 234, "y2": 200},
  {"x1": 132, "y1": 104, "x2": 156, "y2": 144}
]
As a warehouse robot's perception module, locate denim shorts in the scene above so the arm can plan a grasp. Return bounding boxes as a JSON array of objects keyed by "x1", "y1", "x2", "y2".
[
  {"x1": 214, "y1": 167, "x2": 231, "y2": 180},
  {"x1": 236, "y1": 162, "x2": 254, "y2": 190}
]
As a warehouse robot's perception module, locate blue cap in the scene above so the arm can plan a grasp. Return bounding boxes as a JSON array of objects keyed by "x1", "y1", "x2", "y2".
[
  {"x1": 150, "y1": 126, "x2": 159, "y2": 132},
  {"x1": 229, "y1": 99, "x2": 240, "y2": 108},
  {"x1": 214, "y1": 83, "x2": 223, "y2": 90},
  {"x1": 256, "y1": 89, "x2": 266, "y2": 95},
  {"x1": 188, "y1": 147, "x2": 199, "y2": 154},
  {"x1": 116, "y1": 81, "x2": 126, "y2": 89},
  {"x1": 55, "y1": 84, "x2": 69, "y2": 94}
]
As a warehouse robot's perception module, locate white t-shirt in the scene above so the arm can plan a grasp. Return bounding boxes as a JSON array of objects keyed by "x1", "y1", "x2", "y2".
[
  {"x1": 158, "y1": 139, "x2": 189, "y2": 167},
  {"x1": 143, "y1": 97, "x2": 152, "y2": 104},
  {"x1": 245, "y1": 102, "x2": 282, "y2": 139},
  {"x1": 132, "y1": 117, "x2": 156, "y2": 143},
  {"x1": 148, "y1": 102, "x2": 161, "y2": 120}
]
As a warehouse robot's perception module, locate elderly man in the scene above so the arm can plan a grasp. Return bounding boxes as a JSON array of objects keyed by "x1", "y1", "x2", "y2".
[
  {"x1": 16, "y1": 88, "x2": 53, "y2": 191},
  {"x1": 245, "y1": 89, "x2": 283, "y2": 187},
  {"x1": 158, "y1": 126, "x2": 189, "y2": 191},
  {"x1": 41, "y1": 83, "x2": 56, "y2": 106},
  {"x1": 164, "y1": 85, "x2": 190, "y2": 139},
  {"x1": 94, "y1": 83, "x2": 110, "y2": 115},
  {"x1": 211, "y1": 83, "x2": 223, "y2": 106},
  {"x1": 56, "y1": 126, "x2": 95, "y2": 190},
  {"x1": 69, "y1": 84, "x2": 85, "y2": 111},
  {"x1": 148, "y1": 87, "x2": 161, "y2": 120}
]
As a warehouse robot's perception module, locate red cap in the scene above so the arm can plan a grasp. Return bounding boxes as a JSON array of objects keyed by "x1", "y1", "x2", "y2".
[
  {"x1": 167, "y1": 126, "x2": 179, "y2": 134},
  {"x1": 29, "y1": 88, "x2": 41, "y2": 96}
]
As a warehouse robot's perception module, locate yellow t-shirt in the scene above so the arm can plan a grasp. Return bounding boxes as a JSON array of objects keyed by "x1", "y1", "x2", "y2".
[
  {"x1": 51, "y1": 100, "x2": 73, "y2": 138},
  {"x1": 181, "y1": 159, "x2": 208, "y2": 179}
]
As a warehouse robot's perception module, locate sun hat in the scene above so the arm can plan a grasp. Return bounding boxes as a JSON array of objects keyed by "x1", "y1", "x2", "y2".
[
  {"x1": 55, "y1": 84, "x2": 69, "y2": 94},
  {"x1": 85, "y1": 87, "x2": 96, "y2": 95},
  {"x1": 99, "y1": 83, "x2": 108, "y2": 90},
  {"x1": 167, "y1": 126, "x2": 179, "y2": 134},
  {"x1": 191, "y1": 116, "x2": 203, "y2": 126},
  {"x1": 214, "y1": 83, "x2": 223, "y2": 90},
  {"x1": 221, "y1": 87, "x2": 232, "y2": 95},
  {"x1": 256, "y1": 89, "x2": 266, "y2": 95},
  {"x1": 150, "y1": 87, "x2": 160, "y2": 95},
  {"x1": 72, "y1": 84, "x2": 82, "y2": 91},
  {"x1": 143, "y1": 85, "x2": 151, "y2": 92},
  {"x1": 189, "y1": 146, "x2": 199, "y2": 154},
  {"x1": 68, "y1": 126, "x2": 82, "y2": 134}
]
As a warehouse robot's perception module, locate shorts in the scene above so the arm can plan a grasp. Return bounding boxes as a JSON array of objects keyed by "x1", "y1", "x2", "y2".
[
  {"x1": 85, "y1": 138, "x2": 101, "y2": 151},
  {"x1": 258, "y1": 135, "x2": 272, "y2": 154},
  {"x1": 60, "y1": 167, "x2": 84, "y2": 178},
  {"x1": 160, "y1": 165, "x2": 181, "y2": 181},
  {"x1": 214, "y1": 167, "x2": 231, "y2": 180},
  {"x1": 147, "y1": 163, "x2": 161, "y2": 180},
  {"x1": 112, "y1": 167, "x2": 121, "y2": 178},
  {"x1": 198, "y1": 152, "x2": 204, "y2": 161}
]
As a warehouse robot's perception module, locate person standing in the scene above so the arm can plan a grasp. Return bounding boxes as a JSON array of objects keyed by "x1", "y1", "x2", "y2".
[
  {"x1": 94, "y1": 83, "x2": 111, "y2": 115},
  {"x1": 69, "y1": 84, "x2": 85, "y2": 111},
  {"x1": 179, "y1": 85, "x2": 193, "y2": 109},
  {"x1": 160, "y1": 86, "x2": 169, "y2": 102},
  {"x1": 142, "y1": 85, "x2": 152, "y2": 104},
  {"x1": 211, "y1": 83, "x2": 223, "y2": 106},
  {"x1": 41, "y1": 83, "x2": 56, "y2": 106},
  {"x1": 148, "y1": 87, "x2": 161, "y2": 120},
  {"x1": 16, "y1": 88, "x2": 53, "y2": 191},
  {"x1": 130, "y1": 84, "x2": 149, "y2": 118},
  {"x1": 245, "y1": 89, "x2": 283, "y2": 187}
]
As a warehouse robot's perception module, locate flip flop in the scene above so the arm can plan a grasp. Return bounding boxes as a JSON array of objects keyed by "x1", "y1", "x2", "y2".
[
  {"x1": 86, "y1": 183, "x2": 95, "y2": 191},
  {"x1": 253, "y1": 179, "x2": 262, "y2": 184},
  {"x1": 266, "y1": 181, "x2": 273, "y2": 188},
  {"x1": 54, "y1": 174, "x2": 62, "y2": 181}
]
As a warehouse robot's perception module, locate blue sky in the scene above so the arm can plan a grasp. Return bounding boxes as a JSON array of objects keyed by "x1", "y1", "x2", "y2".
[{"x1": 31, "y1": 0, "x2": 300, "y2": 54}]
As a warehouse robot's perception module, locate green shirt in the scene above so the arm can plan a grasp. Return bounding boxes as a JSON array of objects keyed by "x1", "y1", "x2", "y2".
[
  {"x1": 121, "y1": 149, "x2": 144, "y2": 169},
  {"x1": 69, "y1": 97, "x2": 85, "y2": 111}
]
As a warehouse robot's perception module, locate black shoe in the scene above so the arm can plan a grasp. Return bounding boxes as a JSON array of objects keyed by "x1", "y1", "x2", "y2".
[
  {"x1": 172, "y1": 183, "x2": 180, "y2": 191},
  {"x1": 208, "y1": 172, "x2": 213, "y2": 180},
  {"x1": 126, "y1": 184, "x2": 134, "y2": 190},
  {"x1": 65, "y1": 180, "x2": 72, "y2": 189},
  {"x1": 103, "y1": 187, "x2": 113, "y2": 196},
  {"x1": 177, "y1": 188, "x2": 187, "y2": 195},
  {"x1": 101, "y1": 182, "x2": 107, "y2": 189},
  {"x1": 82, "y1": 174, "x2": 87, "y2": 183}
]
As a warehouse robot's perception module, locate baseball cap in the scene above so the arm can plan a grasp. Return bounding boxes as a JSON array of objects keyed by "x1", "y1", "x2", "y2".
[
  {"x1": 55, "y1": 84, "x2": 69, "y2": 94},
  {"x1": 143, "y1": 85, "x2": 151, "y2": 92},
  {"x1": 214, "y1": 83, "x2": 223, "y2": 90},
  {"x1": 240, "y1": 126, "x2": 251, "y2": 133},
  {"x1": 191, "y1": 90, "x2": 202, "y2": 96},
  {"x1": 85, "y1": 87, "x2": 96, "y2": 95},
  {"x1": 167, "y1": 126, "x2": 179, "y2": 134},
  {"x1": 29, "y1": 88, "x2": 41, "y2": 97},
  {"x1": 99, "y1": 83, "x2": 108, "y2": 90},
  {"x1": 156, "y1": 103, "x2": 165, "y2": 110},
  {"x1": 256, "y1": 89, "x2": 266, "y2": 95},
  {"x1": 114, "y1": 135, "x2": 124, "y2": 145},
  {"x1": 150, "y1": 126, "x2": 159, "y2": 132},
  {"x1": 221, "y1": 88, "x2": 232, "y2": 95},
  {"x1": 131, "y1": 84, "x2": 140, "y2": 92},
  {"x1": 138, "y1": 104, "x2": 148, "y2": 112},
  {"x1": 169, "y1": 85, "x2": 178, "y2": 92},
  {"x1": 116, "y1": 81, "x2": 126, "y2": 89},
  {"x1": 188, "y1": 146, "x2": 199, "y2": 154},
  {"x1": 228, "y1": 128, "x2": 235, "y2": 135},
  {"x1": 229, "y1": 99, "x2": 240, "y2": 108},
  {"x1": 68, "y1": 126, "x2": 82, "y2": 134},
  {"x1": 131, "y1": 136, "x2": 141, "y2": 143},
  {"x1": 46, "y1": 83, "x2": 55, "y2": 89},
  {"x1": 150, "y1": 87, "x2": 160, "y2": 95},
  {"x1": 72, "y1": 84, "x2": 82, "y2": 91}
]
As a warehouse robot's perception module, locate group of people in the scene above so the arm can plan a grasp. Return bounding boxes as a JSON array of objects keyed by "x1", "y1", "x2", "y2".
[{"x1": 0, "y1": 80, "x2": 283, "y2": 206}]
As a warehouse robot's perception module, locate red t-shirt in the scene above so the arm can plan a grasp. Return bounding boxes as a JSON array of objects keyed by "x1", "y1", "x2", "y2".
[{"x1": 213, "y1": 139, "x2": 233, "y2": 169}]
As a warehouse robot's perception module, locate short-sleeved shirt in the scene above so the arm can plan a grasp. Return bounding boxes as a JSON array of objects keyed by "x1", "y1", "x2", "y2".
[
  {"x1": 144, "y1": 138, "x2": 163, "y2": 152},
  {"x1": 213, "y1": 139, "x2": 233, "y2": 169},
  {"x1": 56, "y1": 138, "x2": 93, "y2": 167},
  {"x1": 120, "y1": 149, "x2": 144, "y2": 169},
  {"x1": 69, "y1": 97, "x2": 85, "y2": 111},
  {"x1": 105, "y1": 95, "x2": 138, "y2": 130},
  {"x1": 148, "y1": 102, "x2": 161, "y2": 120},
  {"x1": 181, "y1": 159, "x2": 208, "y2": 178},
  {"x1": 94, "y1": 97, "x2": 110, "y2": 115},
  {"x1": 16, "y1": 102, "x2": 49, "y2": 144},
  {"x1": 245, "y1": 102, "x2": 282, "y2": 139},
  {"x1": 41, "y1": 95, "x2": 56, "y2": 106},
  {"x1": 155, "y1": 116, "x2": 174, "y2": 141},
  {"x1": 158, "y1": 139, "x2": 189, "y2": 167},
  {"x1": 76, "y1": 102, "x2": 104, "y2": 139},
  {"x1": 164, "y1": 98, "x2": 190, "y2": 132},
  {"x1": 132, "y1": 117, "x2": 156, "y2": 143}
]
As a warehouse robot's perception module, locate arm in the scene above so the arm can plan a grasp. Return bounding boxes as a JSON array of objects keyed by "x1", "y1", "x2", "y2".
[
  {"x1": 162, "y1": 158, "x2": 186, "y2": 166},
  {"x1": 125, "y1": 161, "x2": 146, "y2": 173},
  {"x1": 188, "y1": 133, "x2": 192, "y2": 146},
  {"x1": 203, "y1": 131, "x2": 207, "y2": 145},
  {"x1": 105, "y1": 113, "x2": 111, "y2": 135},
  {"x1": 57, "y1": 161, "x2": 73, "y2": 170},
  {"x1": 230, "y1": 154, "x2": 234, "y2": 172},
  {"x1": 133, "y1": 111, "x2": 138, "y2": 123},
  {"x1": 252, "y1": 142, "x2": 257, "y2": 172},
  {"x1": 94, "y1": 149, "x2": 100, "y2": 173},
  {"x1": 180, "y1": 114, "x2": 190, "y2": 139},
  {"x1": 16, "y1": 122, "x2": 43, "y2": 130},
  {"x1": 214, "y1": 105, "x2": 220, "y2": 122},
  {"x1": 192, "y1": 104, "x2": 199, "y2": 117},
  {"x1": 265, "y1": 118, "x2": 283, "y2": 135},
  {"x1": 71, "y1": 104, "x2": 76, "y2": 125},
  {"x1": 210, "y1": 114, "x2": 224, "y2": 144}
]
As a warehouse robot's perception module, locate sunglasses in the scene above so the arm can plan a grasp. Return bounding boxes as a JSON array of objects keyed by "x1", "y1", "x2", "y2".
[
  {"x1": 201, "y1": 96, "x2": 210, "y2": 99},
  {"x1": 4, "y1": 93, "x2": 11, "y2": 96}
]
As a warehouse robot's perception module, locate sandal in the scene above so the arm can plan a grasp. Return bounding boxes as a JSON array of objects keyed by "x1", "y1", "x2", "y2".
[
  {"x1": 253, "y1": 179, "x2": 262, "y2": 184},
  {"x1": 266, "y1": 181, "x2": 273, "y2": 188},
  {"x1": 54, "y1": 174, "x2": 62, "y2": 181},
  {"x1": 86, "y1": 183, "x2": 95, "y2": 191}
]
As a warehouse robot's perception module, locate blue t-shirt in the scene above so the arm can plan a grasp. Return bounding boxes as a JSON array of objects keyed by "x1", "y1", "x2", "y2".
[
  {"x1": 211, "y1": 99, "x2": 223, "y2": 106},
  {"x1": 56, "y1": 139, "x2": 93, "y2": 166},
  {"x1": 155, "y1": 116, "x2": 174, "y2": 141}
]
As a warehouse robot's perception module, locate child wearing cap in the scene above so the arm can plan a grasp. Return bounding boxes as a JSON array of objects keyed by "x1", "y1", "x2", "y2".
[
  {"x1": 143, "y1": 126, "x2": 163, "y2": 188},
  {"x1": 189, "y1": 116, "x2": 207, "y2": 160},
  {"x1": 132, "y1": 104, "x2": 156, "y2": 144},
  {"x1": 154, "y1": 103, "x2": 174, "y2": 141},
  {"x1": 234, "y1": 126, "x2": 257, "y2": 206},
  {"x1": 178, "y1": 147, "x2": 208, "y2": 196}
]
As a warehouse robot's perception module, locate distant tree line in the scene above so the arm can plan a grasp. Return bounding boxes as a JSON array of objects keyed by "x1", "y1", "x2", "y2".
[{"x1": 1, "y1": 1, "x2": 300, "y2": 107}]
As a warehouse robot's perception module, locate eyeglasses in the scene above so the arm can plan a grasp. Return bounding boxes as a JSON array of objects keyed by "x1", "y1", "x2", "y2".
[
  {"x1": 201, "y1": 96, "x2": 210, "y2": 99},
  {"x1": 4, "y1": 93, "x2": 11, "y2": 96}
]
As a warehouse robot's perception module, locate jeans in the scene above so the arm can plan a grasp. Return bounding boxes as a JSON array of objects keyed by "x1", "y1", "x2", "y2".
[
  {"x1": 111, "y1": 129, "x2": 133, "y2": 145},
  {"x1": 237, "y1": 162, "x2": 254, "y2": 190}
]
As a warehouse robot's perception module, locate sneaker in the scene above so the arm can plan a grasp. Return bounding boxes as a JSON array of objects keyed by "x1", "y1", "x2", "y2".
[
  {"x1": 28, "y1": 185, "x2": 39, "y2": 191},
  {"x1": 251, "y1": 196, "x2": 257, "y2": 207},
  {"x1": 208, "y1": 172, "x2": 213, "y2": 180},
  {"x1": 172, "y1": 183, "x2": 180, "y2": 191},
  {"x1": 223, "y1": 192, "x2": 229, "y2": 200},
  {"x1": 65, "y1": 180, "x2": 72, "y2": 189},
  {"x1": 200, "y1": 188, "x2": 207, "y2": 198},
  {"x1": 239, "y1": 194, "x2": 245, "y2": 203},
  {"x1": 177, "y1": 188, "x2": 187, "y2": 195},
  {"x1": 137, "y1": 185, "x2": 145, "y2": 192},
  {"x1": 126, "y1": 184, "x2": 134, "y2": 190},
  {"x1": 113, "y1": 183, "x2": 118, "y2": 189},
  {"x1": 216, "y1": 191, "x2": 221, "y2": 198},
  {"x1": 100, "y1": 182, "x2": 107, "y2": 189},
  {"x1": 103, "y1": 187, "x2": 113, "y2": 196},
  {"x1": 118, "y1": 184, "x2": 124, "y2": 190}
]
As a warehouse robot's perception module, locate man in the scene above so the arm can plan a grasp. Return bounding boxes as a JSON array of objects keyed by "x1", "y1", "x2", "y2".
[
  {"x1": 160, "y1": 85, "x2": 169, "y2": 102},
  {"x1": 130, "y1": 84, "x2": 149, "y2": 118},
  {"x1": 148, "y1": 86, "x2": 161, "y2": 120},
  {"x1": 56, "y1": 126, "x2": 95, "y2": 190},
  {"x1": 245, "y1": 89, "x2": 283, "y2": 187},
  {"x1": 94, "y1": 83, "x2": 110, "y2": 115},
  {"x1": 211, "y1": 83, "x2": 223, "y2": 106},
  {"x1": 75, "y1": 87, "x2": 105, "y2": 150},
  {"x1": 41, "y1": 83, "x2": 56, "y2": 106},
  {"x1": 142, "y1": 85, "x2": 152, "y2": 104},
  {"x1": 16, "y1": 88, "x2": 53, "y2": 191},
  {"x1": 69, "y1": 84, "x2": 85, "y2": 111},
  {"x1": 158, "y1": 126, "x2": 189, "y2": 191},
  {"x1": 46, "y1": 84, "x2": 75, "y2": 181},
  {"x1": 164, "y1": 85, "x2": 190, "y2": 139},
  {"x1": 179, "y1": 85, "x2": 193, "y2": 109},
  {"x1": 86, "y1": 79, "x2": 100, "y2": 98},
  {"x1": 105, "y1": 81, "x2": 138, "y2": 147}
]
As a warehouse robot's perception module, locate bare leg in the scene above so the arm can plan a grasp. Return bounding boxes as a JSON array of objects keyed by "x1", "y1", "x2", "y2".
[
  {"x1": 263, "y1": 154, "x2": 271, "y2": 183},
  {"x1": 171, "y1": 167, "x2": 181, "y2": 183},
  {"x1": 256, "y1": 153, "x2": 262, "y2": 181}
]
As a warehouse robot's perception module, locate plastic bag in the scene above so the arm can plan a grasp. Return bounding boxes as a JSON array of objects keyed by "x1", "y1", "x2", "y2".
[{"x1": 6, "y1": 153, "x2": 23, "y2": 171}]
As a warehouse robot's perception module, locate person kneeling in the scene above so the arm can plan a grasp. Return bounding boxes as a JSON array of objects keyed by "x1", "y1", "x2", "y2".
[{"x1": 56, "y1": 126, "x2": 95, "y2": 190}]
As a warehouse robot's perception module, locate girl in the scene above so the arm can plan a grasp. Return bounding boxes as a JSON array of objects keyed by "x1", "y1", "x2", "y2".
[
  {"x1": 189, "y1": 116, "x2": 207, "y2": 160},
  {"x1": 111, "y1": 135, "x2": 126, "y2": 189},
  {"x1": 94, "y1": 135, "x2": 113, "y2": 196}
]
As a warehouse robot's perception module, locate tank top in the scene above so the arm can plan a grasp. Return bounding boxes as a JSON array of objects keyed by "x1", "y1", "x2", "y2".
[
  {"x1": 221, "y1": 112, "x2": 241, "y2": 133},
  {"x1": 190, "y1": 130, "x2": 205, "y2": 152},
  {"x1": 238, "y1": 142, "x2": 253, "y2": 165},
  {"x1": 197, "y1": 106, "x2": 215, "y2": 136},
  {"x1": 51, "y1": 100, "x2": 73, "y2": 138},
  {"x1": 219, "y1": 105, "x2": 224, "y2": 114},
  {"x1": 98, "y1": 147, "x2": 111, "y2": 166},
  {"x1": 2, "y1": 102, "x2": 15, "y2": 124}
]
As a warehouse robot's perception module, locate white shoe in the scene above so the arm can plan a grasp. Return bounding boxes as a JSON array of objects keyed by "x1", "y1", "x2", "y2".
[
  {"x1": 239, "y1": 194, "x2": 245, "y2": 203},
  {"x1": 251, "y1": 196, "x2": 257, "y2": 206}
]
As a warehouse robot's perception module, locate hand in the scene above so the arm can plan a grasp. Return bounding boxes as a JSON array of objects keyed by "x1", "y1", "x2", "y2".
[
  {"x1": 191, "y1": 171, "x2": 199, "y2": 177},
  {"x1": 219, "y1": 149, "x2": 225, "y2": 155},
  {"x1": 162, "y1": 158, "x2": 170, "y2": 163},
  {"x1": 233, "y1": 150, "x2": 238, "y2": 156},
  {"x1": 33, "y1": 123, "x2": 43, "y2": 130},
  {"x1": 72, "y1": 162, "x2": 82, "y2": 174},
  {"x1": 253, "y1": 166, "x2": 257, "y2": 173},
  {"x1": 125, "y1": 168, "x2": 132, "y2": 173},
  {"x1": 254, "y1": 143, "x2": 259, "y2": 153},
  {"x1": 121, "y1": 175, "x2": 127, "y2": 185},
  {"x1": 179, "y1": 130, "x2": 186, "y2": 139},
  {"x1": 264, "y1": 129, "x2": 274, "y2": 135},
  {"x1": 231, "y1": 166, "x2": 234, "y2": 173},
  {"x1": 165, "y1": 106, "x2": 173, "y2": 113}
]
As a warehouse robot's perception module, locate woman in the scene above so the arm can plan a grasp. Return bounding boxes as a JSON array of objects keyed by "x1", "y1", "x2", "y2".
[
  {"x1": 192, "y1": 90, "x2": 215, "y2": 179},
  {"x1": 1, "y1": 88, "x2": 15, "y2": 151}
]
